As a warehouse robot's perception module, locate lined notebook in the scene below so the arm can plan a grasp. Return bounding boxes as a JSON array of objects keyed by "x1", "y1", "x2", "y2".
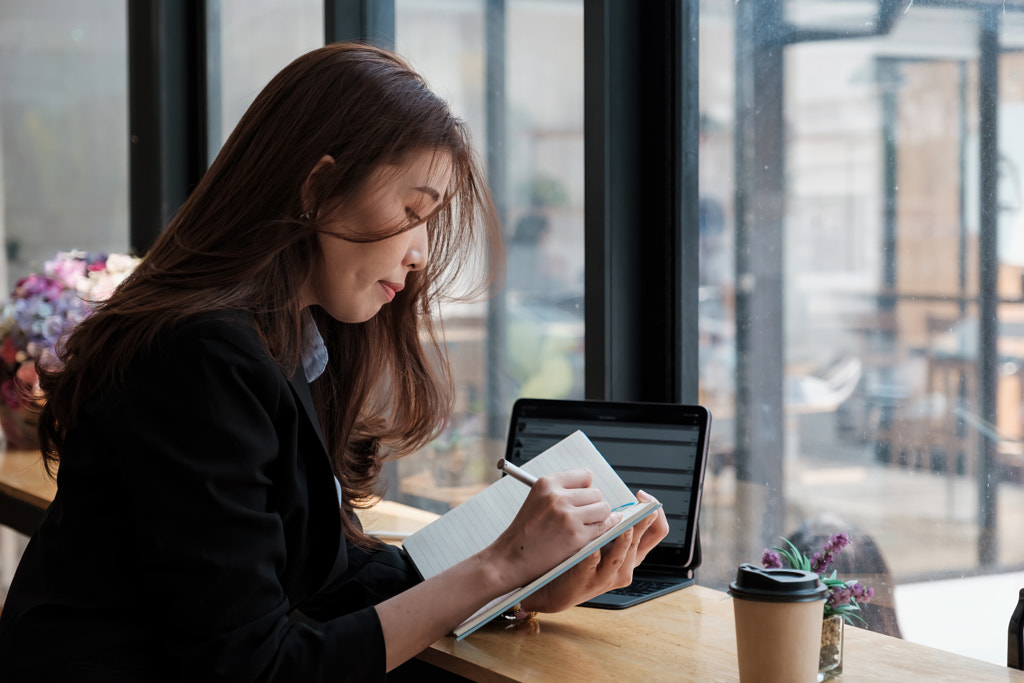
[{"x1": 402, "y1": 430, "x2": 661, "y2": 639}]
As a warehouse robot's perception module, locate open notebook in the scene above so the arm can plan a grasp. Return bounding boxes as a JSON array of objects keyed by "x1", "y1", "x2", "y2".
[{"x1": 401, "y1": 430, "x2": 661, "y2": 640}]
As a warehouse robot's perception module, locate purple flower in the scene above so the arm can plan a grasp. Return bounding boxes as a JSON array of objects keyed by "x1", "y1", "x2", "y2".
[
  {"x1": 762, "y1": 549, "x2": 783, "y2": 568},
  {"x1": 14, "y1": 274, "x2": 63, "y2": 301},
  {"x1": 826, "y1": 585, "x2": 853, "y2": 609},
  {"x1": 45, "y1": 256, "x2": 87, "y2": 290},
  {"x1": 812, "y1": 533, "x2": 851, "y2": 575},
  {"x1": 824, "y1": 533, "x2": 850, "y2": 555},
  {"x1": 850, "y1": 583, "x2": 874, "y2": 603}
]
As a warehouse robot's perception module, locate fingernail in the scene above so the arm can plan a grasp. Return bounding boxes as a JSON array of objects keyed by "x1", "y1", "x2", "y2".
[{"x1": 638, "y1": 490, "x2": 659, "y2": 502}]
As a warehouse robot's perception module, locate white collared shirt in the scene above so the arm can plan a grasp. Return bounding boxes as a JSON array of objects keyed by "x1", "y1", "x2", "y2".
[{"x1": 301, "y1": 311, "x2": 329, "y2": 383}]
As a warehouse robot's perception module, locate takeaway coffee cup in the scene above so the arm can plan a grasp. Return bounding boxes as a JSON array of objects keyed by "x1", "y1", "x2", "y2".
[{"x1": 728, "y1": 563, "x2": 828, "y2": 683}]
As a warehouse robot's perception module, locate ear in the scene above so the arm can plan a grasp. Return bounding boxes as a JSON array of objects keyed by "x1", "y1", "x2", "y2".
[{"x1": 301, "y1": 154, "x2": 336, "y2": 216}]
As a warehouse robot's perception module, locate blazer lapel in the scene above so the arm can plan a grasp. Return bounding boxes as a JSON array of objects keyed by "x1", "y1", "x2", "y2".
[
  {"x1": 287, "y1": 369, "x2": 327, "y2": 453},
  {"x1": 286, "y1": 367, "x2": 352, "y2": 592}
]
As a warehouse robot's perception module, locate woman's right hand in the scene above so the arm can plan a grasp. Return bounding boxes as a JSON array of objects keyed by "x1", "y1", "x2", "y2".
[
  {"x1": 377, "y1": 468, "x2": 620, "y2": 670},
  {"x1": 482, "y1": 469, "x2": 622, "y2": 589}
]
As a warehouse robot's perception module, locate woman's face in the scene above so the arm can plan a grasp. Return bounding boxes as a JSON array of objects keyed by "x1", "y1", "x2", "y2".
[{"x1": 304, "y1": 149, "x2": 451, "y2": 323}]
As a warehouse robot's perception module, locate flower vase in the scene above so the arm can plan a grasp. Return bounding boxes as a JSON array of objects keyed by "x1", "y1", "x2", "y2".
[
  {"x1": 0, "y1": 401, "x2": 40, "y2": 451},
  {"x1": 818, "y1": 614, "x2": 844, "y2": 681}
]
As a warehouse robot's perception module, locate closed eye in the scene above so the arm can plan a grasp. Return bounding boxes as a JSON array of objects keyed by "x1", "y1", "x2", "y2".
[{"x1": 406, "y1": 207, "x2": 424, "y2": 223}]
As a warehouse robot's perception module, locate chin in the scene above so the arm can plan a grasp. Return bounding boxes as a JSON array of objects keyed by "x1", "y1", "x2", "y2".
[
  {"x1": 319, "y1": 295, "x2": 384, "y2": 323},
  {"x1": 319, "y1": 307, "x2": 376, "y2": 324},
  {"x1": 347, "y1": 307, "x2": 384, "y2": 324}
]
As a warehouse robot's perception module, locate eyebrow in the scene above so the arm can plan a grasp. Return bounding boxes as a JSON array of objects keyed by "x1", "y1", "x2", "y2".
[{"x1": 413, "y1": 186, "x2": 440, "y2": 202}]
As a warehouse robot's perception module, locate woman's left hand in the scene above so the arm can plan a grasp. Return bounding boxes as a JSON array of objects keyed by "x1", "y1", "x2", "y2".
[{"x1": 519, "y1": 490, "x2": 669, "y2": 613}]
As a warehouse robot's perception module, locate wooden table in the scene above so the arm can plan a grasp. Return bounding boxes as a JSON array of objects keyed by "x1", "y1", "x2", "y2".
[
  {"x1": 0, "y1": 448, "x2": 54, "y2": 536},
  {"x1": 421, "y1": 584, "x2": 1024, "y2": 682},
  {"x1": 0, "y1": 448, "x2": 435, "y2": 540},
  {"x1": 4, "y1": 451, "x2": 1024, "y2": 681}
]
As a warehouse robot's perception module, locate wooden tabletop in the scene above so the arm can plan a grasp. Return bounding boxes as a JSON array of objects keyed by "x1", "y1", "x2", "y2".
[
  {"x1": 0, "y1": 448, "x2": 54, "y2": 535},
  {"x1": 0, "y1": 449, "x2": 54, "y2": 505},
  {"x1": 421, "y1": 584, "x2": 1024, "y2": 682},
  {"x1": 0, "y1": 448, "x2": 441, "y2": 542},
  {"x1": 5, "y1": 450, "x2": 1024, "y2": 680}
]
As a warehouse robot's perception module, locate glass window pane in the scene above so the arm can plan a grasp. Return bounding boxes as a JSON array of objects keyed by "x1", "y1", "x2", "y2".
[
  {"x1": 700, "y1": 0, "x2": 1024, "y2": 665},
  {"x1": 0, "y1": 0, "x2": 127, "y2": 597},
  {"x1": 0, "y1": 0, "x2": 128, "y2": 290},
  {"x1": 211, "y1": 0, "x2": 322, "y2": 152},
  {"x1": 393, "y1": 0, "x2": 585, "y2": 512}
]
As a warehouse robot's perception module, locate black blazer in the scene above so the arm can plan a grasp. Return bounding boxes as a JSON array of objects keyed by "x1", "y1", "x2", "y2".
[{"x1": 0, "y1": 311, "x2": 421, "y2": 682}]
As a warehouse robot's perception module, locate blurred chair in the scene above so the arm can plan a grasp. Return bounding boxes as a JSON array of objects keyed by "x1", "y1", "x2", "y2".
[
  {"x1": 1009, "y1": 587, "x2": 1024, "y2": 670},
  {"x1": 787, "y1": 512, "x2": 902, "y2": 638},
  {"x1": 785, "y1": 355, "x2": 863, "y2": 413}
]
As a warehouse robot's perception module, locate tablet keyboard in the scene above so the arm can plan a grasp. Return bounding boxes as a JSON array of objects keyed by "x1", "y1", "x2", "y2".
[{"x1": 607, "y1": 579, "x2": 677, "y2": 597}]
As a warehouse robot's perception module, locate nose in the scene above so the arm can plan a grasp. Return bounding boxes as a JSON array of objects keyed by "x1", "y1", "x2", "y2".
[{"x1": 403, "y1": 223, "x2": 429, "y2": 271}]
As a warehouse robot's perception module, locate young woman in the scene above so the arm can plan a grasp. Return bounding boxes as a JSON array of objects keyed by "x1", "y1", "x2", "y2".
[{"x1": 0, "y1": 43, "x2": 667, "y2": 681}]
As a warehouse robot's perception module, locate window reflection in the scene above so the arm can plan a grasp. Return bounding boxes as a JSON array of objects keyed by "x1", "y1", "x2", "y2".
[
  {"x1": 701, "y1": 0, "x2": 1024, "y2": 664},
  {"x1": 0, "y1": 0, "x2": 127, "y2": 599},
  {"x1": 211, "y1": 0, "x2": 322, "y2": 150},
  {"x1": 393, "y1": 0, "x2": 585, "y2": 512},
  {"x1": 0, "y1": 0, "x2": 127, "y2": 291}
]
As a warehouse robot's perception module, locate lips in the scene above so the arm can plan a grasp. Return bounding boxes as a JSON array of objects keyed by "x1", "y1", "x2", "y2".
[{"x1": 379, "y1": 281, "x2": 404, "y2": 302}]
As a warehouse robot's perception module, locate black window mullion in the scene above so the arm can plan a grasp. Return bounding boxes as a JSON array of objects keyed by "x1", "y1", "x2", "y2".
[
  {"x1": 584, "y1": 0, "x2": 698, "y2": 404},
  {"x1": 128, "y1": 0, "x2": 208, "y2": 256},
  {"x1": 325, "y1": 0, "x2": 395, "y2": 47}
]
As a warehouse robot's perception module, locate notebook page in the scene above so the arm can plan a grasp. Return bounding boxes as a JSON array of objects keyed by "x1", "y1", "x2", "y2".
[
  {"x1": 403, "y1": 430, "x2": 635, "y2": 580},
  {"x1": 403, "y1": 475, "x2": 528, "y2": 579},
  {"x1": 518, "y1": 430, "x2": 635, "y2": 506}
]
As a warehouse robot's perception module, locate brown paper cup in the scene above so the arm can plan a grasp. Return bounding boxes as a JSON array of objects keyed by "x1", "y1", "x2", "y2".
[{"x1": 729, "y1": 564, "x2": 828, "y2": 683}]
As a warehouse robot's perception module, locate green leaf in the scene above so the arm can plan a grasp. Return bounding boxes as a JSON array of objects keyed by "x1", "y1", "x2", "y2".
[
  {"x1": 825, "y1": 603, "x2": 867, "y2": 626},
  {"x1": 842, "y1": 612, "x2": 867, "y2": 626},
  {"x1": 777, "y1": 538, "x2": 811, "y2": 571},
  {"x1": 771, "y1": 545, "x2": 801, "y2": 570}
]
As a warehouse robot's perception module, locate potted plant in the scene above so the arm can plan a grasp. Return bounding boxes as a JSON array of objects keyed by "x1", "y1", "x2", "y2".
[{"x1": 762, "y1": 533, "x2": 875, "y2": 681}]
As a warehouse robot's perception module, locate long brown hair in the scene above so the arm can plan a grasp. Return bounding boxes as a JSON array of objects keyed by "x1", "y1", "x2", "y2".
[{"x1": 37, "y1": 43, "x2": 503, "y2": 547}]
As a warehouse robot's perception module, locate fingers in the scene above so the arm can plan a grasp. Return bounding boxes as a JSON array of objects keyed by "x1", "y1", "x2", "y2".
[
  {"x1": 532, "y1": 470, "x2": 608, "y2": 523},
  {"x1": 580, "y1": 501, "x2": 620, "y2": 527},
  {"x1": 512, "y1": 489, "x2": 667, "y2": 608},
  {"x1": 594, "y1": 527, "x2": 636, "y2": 586},
  {"x1": 518, "y1": 473, "x2": 663, "y2": 573},
  {"x1": 636, "y1": 489, "x2": 657, "y2": 504},
  {"x1": 529, "y1": 473, "x2": 603, "y2": 514},
  {"x1": 633, "y1": 514, "x2": 661, "y2": 558},
  {"x1": 578, "y1": 549, "x2": 601, "y2": 571},
  {"x1": 635, "y1": 490, "x2": 669, "y2": 557},
  {"x1": 593, "y1": 493, "x2": 667, "y2": 588},
  {"x1": 546, "y1": 468, "x2": 594, "y2": 490},
  {"x1": 559, "y1": 485, "x2": 604, "y2": 507},
  {"x1": 630, "y1": 489, "x2": 655, "y2": 505}
]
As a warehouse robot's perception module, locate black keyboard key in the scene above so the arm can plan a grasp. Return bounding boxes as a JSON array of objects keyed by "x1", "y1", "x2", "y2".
[{"x1": 607, "y1": 579, "x2": 676, "y2": 597}]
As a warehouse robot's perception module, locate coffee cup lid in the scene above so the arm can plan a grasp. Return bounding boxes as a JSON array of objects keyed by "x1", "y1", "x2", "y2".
[{"x1": 728, "y1": 563, "x2": 828, "y2": 603}]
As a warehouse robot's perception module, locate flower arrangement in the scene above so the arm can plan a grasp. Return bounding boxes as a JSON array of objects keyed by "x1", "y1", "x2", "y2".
[
  {"x1": 762, "y1": 533, "x2": 875, "y2": 625},
  {"x1": 0, "y1": 250, "x2": 140, "y2": 448}
]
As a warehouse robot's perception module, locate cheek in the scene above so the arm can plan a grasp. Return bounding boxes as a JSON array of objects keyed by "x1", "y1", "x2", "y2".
[
  {"x1": 360, "y1": 239, "x2": 411, "y2": 272},
  {"x1": 318, "y1": 239, "x2": 360, "y2": 276}
]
